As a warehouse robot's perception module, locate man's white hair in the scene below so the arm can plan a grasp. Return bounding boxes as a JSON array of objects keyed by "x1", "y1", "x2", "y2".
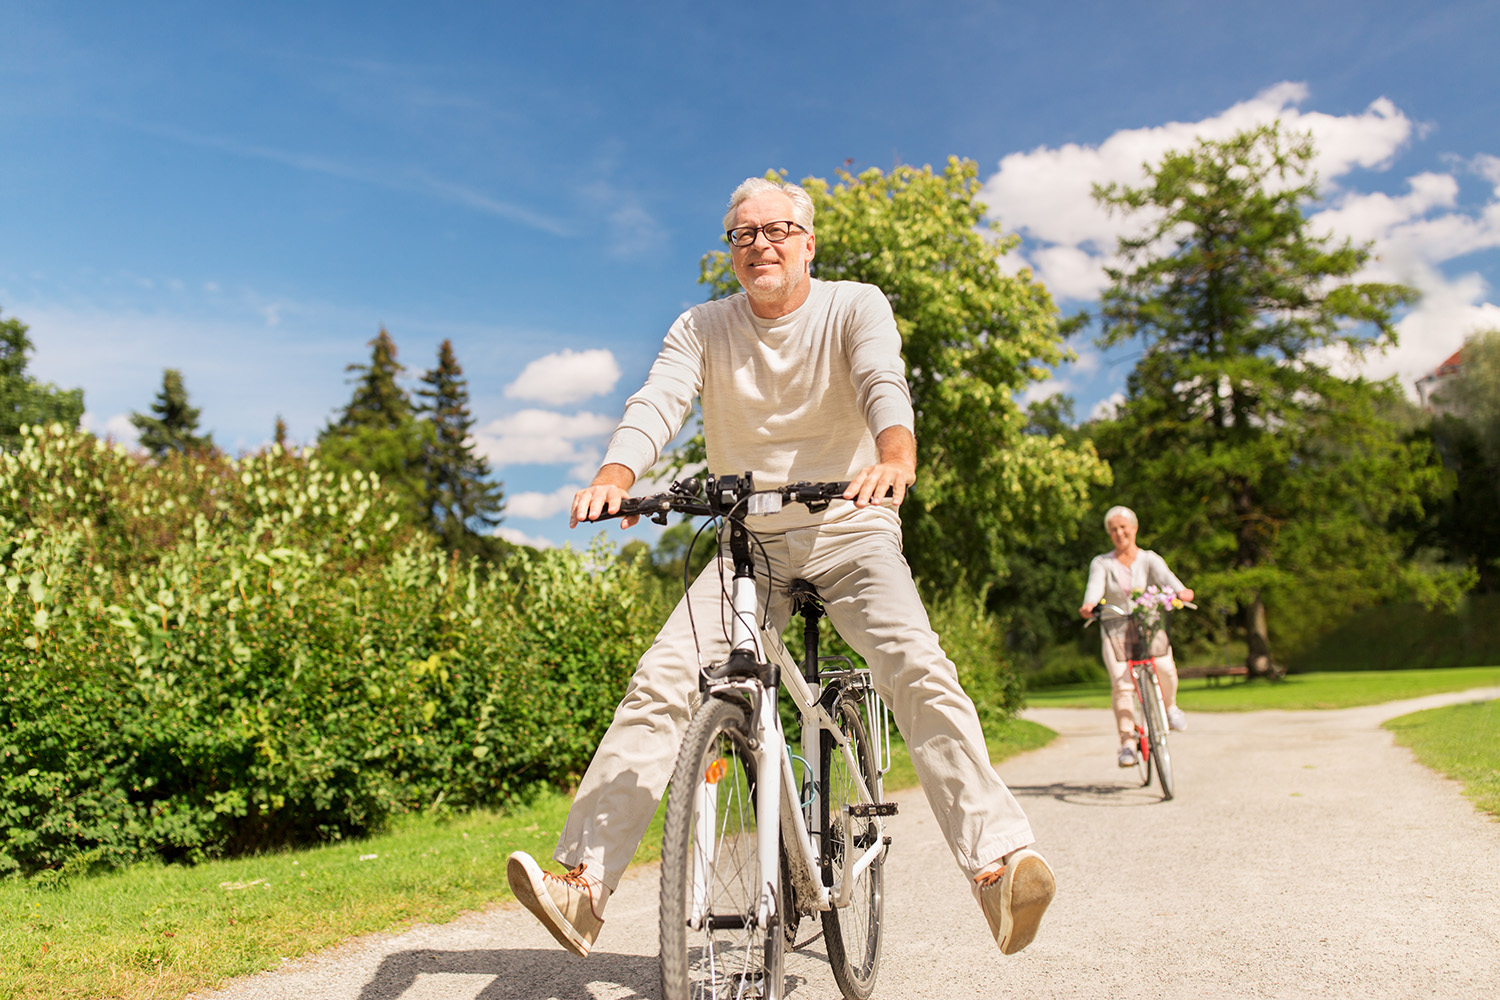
[
  {"x1": 723, "y1": 177, "x2": 815, "y2": 234},
  {"x1": 1103, "y1": 505, "x2": 1138, "y2": 530}
]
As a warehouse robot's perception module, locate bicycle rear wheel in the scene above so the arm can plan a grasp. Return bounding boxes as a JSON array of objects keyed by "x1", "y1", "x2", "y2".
[
  {"x1": 660, "y1": 697, "x2": 784, "y2": 1000},
  {"x1": 820, "y1": 691, "x2": 884, "y2": 1000},
  {"x1": 1140, "y1": 672, "x2": 1174, "y2": 800}
]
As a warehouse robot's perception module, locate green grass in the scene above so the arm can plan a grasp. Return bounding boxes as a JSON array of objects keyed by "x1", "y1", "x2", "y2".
[
  {"x1": 1384, "y1": 699, "x2": 1500, "y2": 820},
  {"x1": 1023, "y1": 665, "x2": 1500, "y2": 711},
  {"x1": 0, "y1": 791, "x2": 666, "y2": 1000}
]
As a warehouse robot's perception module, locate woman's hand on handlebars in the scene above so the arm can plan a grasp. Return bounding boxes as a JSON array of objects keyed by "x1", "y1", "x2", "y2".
[
  {"x1": 571, "y1": 464, "x2": 639, "y2": 529},
  {"x1": 1177, "y1": 588, "x2": 1194, "y2": 604},
  {"x1": 1078, "y1": 603, "x2": 1098, "y2": 620}
]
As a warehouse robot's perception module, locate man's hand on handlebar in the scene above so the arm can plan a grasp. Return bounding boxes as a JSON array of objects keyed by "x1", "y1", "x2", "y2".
[
  {"x1": 843, "y1": 461, "x2": 912, "y2": 508},
  {"x1": 845, "y1": 425, "x2": 916, "y2": 508},
  {"x1": 570, "y1": 464, "x2": 639, "y2": 529}
]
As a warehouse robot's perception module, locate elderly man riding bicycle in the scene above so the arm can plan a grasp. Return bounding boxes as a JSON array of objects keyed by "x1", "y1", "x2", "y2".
[{"x1": 507, "y1": 176, "x2": 1055, "y2": 962}]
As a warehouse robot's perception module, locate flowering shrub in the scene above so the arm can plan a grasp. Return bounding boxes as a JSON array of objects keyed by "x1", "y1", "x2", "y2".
[{"x1": 0, "y1": 425, "x2": 668, "y2": 875}]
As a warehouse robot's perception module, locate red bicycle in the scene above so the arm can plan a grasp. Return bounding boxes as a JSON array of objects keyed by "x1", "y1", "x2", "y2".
[{"x1": 1089, "y1": 602, "x2": 1193, "y2": 800}]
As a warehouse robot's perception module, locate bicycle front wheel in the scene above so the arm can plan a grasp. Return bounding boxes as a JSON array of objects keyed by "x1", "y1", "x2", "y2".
[
  {"x1": 1131, "y1": 679, "x2": 1151, "y2": 788},
  {"x1": 820, "y1": 691, "x2": 884, "y2": 1000},
  {"x1": 660, "y1": 697, "x2": 784, "y2": 1000},
  {"x1": 1140, "y1": 671, "x2": 1174, "y2": 800}
]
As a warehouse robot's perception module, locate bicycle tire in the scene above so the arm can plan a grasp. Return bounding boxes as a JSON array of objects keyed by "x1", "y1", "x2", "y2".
[
  {"x1": 819, "y1": 691, "x2": 884, "y2": 1000},
  {"x1": 1140, "y1": 671, "x2": 1174, "y2": 800},
  {"x1": 660, "y1": 697, "x2": 785, "y2": 1000},
  {"x1": 1131, "y1": 674, "x2": 1151, "y2": 788}
]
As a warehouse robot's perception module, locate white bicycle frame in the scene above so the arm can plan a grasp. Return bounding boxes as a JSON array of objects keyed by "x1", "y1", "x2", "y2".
[{"x1": 687, "y1": 561, "x2": 891, "y2": 937}]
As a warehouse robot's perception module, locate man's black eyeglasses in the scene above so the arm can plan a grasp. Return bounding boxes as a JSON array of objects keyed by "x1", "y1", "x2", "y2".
[{"x1": 726, "y1": 221, "x2": 808, "y2": 247}]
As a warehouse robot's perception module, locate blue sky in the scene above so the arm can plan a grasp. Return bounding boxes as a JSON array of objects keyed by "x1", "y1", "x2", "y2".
[{"x1": 4, "y1": 1, "x2": 1498, "y2": 549}]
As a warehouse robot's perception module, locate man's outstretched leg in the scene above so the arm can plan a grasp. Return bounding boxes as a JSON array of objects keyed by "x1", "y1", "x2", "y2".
[
  {"x1": 508, "y1": 561, "x2": 732, "y2": 955},
  {"x1": 805, "y1": 522, "x2": 1057, "y2": 954}
]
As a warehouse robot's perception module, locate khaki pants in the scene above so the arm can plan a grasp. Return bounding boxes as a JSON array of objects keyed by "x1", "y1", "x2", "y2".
[{"x1": 555, "y1": 514, "x2": 1035, "y2": 890}]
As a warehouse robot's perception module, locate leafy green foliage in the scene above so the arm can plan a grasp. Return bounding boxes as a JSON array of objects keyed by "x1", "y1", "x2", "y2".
[
  {"x1": 0, "y1": 425, "x2": 667, "y2": 875},
  {"x1": 1427, "y1": 329, "x2": 1500, "y2": 592},
  {"x1": 0, "y1": 309, "x2": 84, "y2": 451},
  {"x1": 1091, "y1": 125, "x2": 1468, "y2": 674},
  {"x1": 696, "y1": 160, "x2": 1108, "y2": 597}
]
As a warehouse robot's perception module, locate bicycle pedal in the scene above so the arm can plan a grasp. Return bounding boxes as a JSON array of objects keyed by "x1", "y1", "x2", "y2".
[{"x1": 846, "y1": 803, "x2": 897, "y2": 817}]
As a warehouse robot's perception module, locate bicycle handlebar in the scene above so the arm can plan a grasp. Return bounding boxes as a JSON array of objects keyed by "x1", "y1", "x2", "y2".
[
  {"x1": 1086, "y1": 599, "x2": 1198, "y2": 627},
  {"x1": 591, "y1": 473, "x2": 864, "y2": 526}
]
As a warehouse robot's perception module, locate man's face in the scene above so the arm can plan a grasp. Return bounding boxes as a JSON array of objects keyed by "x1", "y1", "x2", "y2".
[{"x1": 729, "y1": 191, "x2": 815, "y2": 311}]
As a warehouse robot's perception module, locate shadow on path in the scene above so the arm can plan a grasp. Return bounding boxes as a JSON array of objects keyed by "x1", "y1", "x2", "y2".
[
  {"x1": 354, "y1": 944, "x2": 828, "y2": 1000},
  {"x1": 356, "y1": 947, "x2": 658, "y2": 1000},
  {"x1": 1007, "y1": 780, "x2": 1165, "y2": 807}
]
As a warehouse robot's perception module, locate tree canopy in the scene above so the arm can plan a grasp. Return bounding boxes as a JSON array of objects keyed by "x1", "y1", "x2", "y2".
[
  {"x1": 1427, "y1": 329, "x2": 1500, "y2": 592},
  {"x1": 697, "y1": 159, "x2": 1109, "y2": 597},
  {"x1": 1, "y1": 308, "x2": 84, "y2": 450},
  {"x1": 1091, "y1": 124, "x2": 1466, "y2": 675}
]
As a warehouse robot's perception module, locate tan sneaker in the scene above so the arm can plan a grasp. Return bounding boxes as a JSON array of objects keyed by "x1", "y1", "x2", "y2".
[
  {"x1": 507, "y1": 852, "x2": 608, "y2": 957},
  {"x1": 973, "y1": 848, "x2": 1055, "y2": 955}
]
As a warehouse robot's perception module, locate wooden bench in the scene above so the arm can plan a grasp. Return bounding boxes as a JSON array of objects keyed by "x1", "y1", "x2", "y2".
[{"x1": 1176, "y1": 664, "x2": 1249, "y2": 686}]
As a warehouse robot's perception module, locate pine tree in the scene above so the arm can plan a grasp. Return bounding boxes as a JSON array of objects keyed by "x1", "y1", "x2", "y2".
[
  {"x1": 317, "y1": 328, "x2": 431, "y2": 527},
  {"x1": 417, "y1": 340, "x2": 506, "y2": 558},
  {"x1": 1, "y1": 308, "x2": 85, "y2": 450},
  {"x1": 131, "y1": 368, "x2": 214, "y2": 457}
]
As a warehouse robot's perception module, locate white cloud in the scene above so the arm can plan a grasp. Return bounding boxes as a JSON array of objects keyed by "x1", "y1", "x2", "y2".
[
  {"x1": 504, "y1": 349, "x2": 622, "y2": 405},
  {"x1": 496, "y1": 526, "x2": 556, "y2": 549},
  {"x1": 83, "y1": 411, "x2": 140, "y2": 448},
  {"x1": 1089, "y1": 392, "x2": 1125, "y2": 421},
  {"x1": 473, "y1": 408, "x2": 615, "y2": 467},
  {"x1": 980, "y1": 83, "x2": 1499, "y2": 398},
  {"x1": 1017, "y1": 379, "x2": 1066, "y2": 407},
  {"x1": 1375, "y1": 272, "x2": 1500, "y2": 389},
  {"x1": 505, "y1": 485, "x2": 581, "y2": 520},
  {"x1": 981, "y1": 83, "x2": 1417, "y2": 295}
]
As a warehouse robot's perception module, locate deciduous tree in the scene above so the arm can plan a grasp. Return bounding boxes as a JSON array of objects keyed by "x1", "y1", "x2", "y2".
[
  {"x1": 1093, "y1": 125, "x2": 1464, "y2": 676},
  {"x1": 1, "y1": 309, "x2": 84, "y2": 449},
  {"x1": 1428, "y1": 329, "x2": 1500, "y2": 592}
]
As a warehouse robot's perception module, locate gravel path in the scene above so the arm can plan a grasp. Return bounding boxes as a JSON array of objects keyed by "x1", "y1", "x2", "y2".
[{"x1": 192, "y1": 687, "x2": 1500, "y2": 1000}]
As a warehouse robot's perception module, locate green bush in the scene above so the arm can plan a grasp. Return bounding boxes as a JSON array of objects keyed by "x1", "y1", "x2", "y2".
[
  {"x1": 0, "y1": 425, "x2": 666, "y2": 875},
  {"x1": 1287, "y1": 592, "x2": 1500, "y2": 672}
]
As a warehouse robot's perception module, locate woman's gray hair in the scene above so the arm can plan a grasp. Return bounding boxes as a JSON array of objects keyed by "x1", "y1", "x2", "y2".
[
  {"x1": 723, "y1": 177, "x2": 815, "y2": 234},
  {"x1": 1103, "y1": 505, "x2": 1138, "y2": 530}
]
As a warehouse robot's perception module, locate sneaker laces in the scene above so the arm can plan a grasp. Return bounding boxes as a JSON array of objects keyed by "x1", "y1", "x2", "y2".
[
  {"x1": 974, "y1": 865, "x2": 1005, "y2": 888},
  {"x1": 547, "y1": 863, "x2": 605, "y2": 920}
]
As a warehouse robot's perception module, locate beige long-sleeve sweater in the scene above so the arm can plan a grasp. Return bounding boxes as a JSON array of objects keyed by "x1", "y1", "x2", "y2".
[{"x1": 602, "y1": 278, "x2": 915, "y2": 532}]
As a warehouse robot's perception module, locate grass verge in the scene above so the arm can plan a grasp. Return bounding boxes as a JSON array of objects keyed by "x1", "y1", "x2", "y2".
[
  {"x1": 0, "y1": 715, "x2": 1047, "y2": 1000},
  {"x1": 1023, "y1": 665, "x2": 1500, "y2": 711},
  {"x1": 1384, "y1": 699, "x2": 1500, "y2": 820}
]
